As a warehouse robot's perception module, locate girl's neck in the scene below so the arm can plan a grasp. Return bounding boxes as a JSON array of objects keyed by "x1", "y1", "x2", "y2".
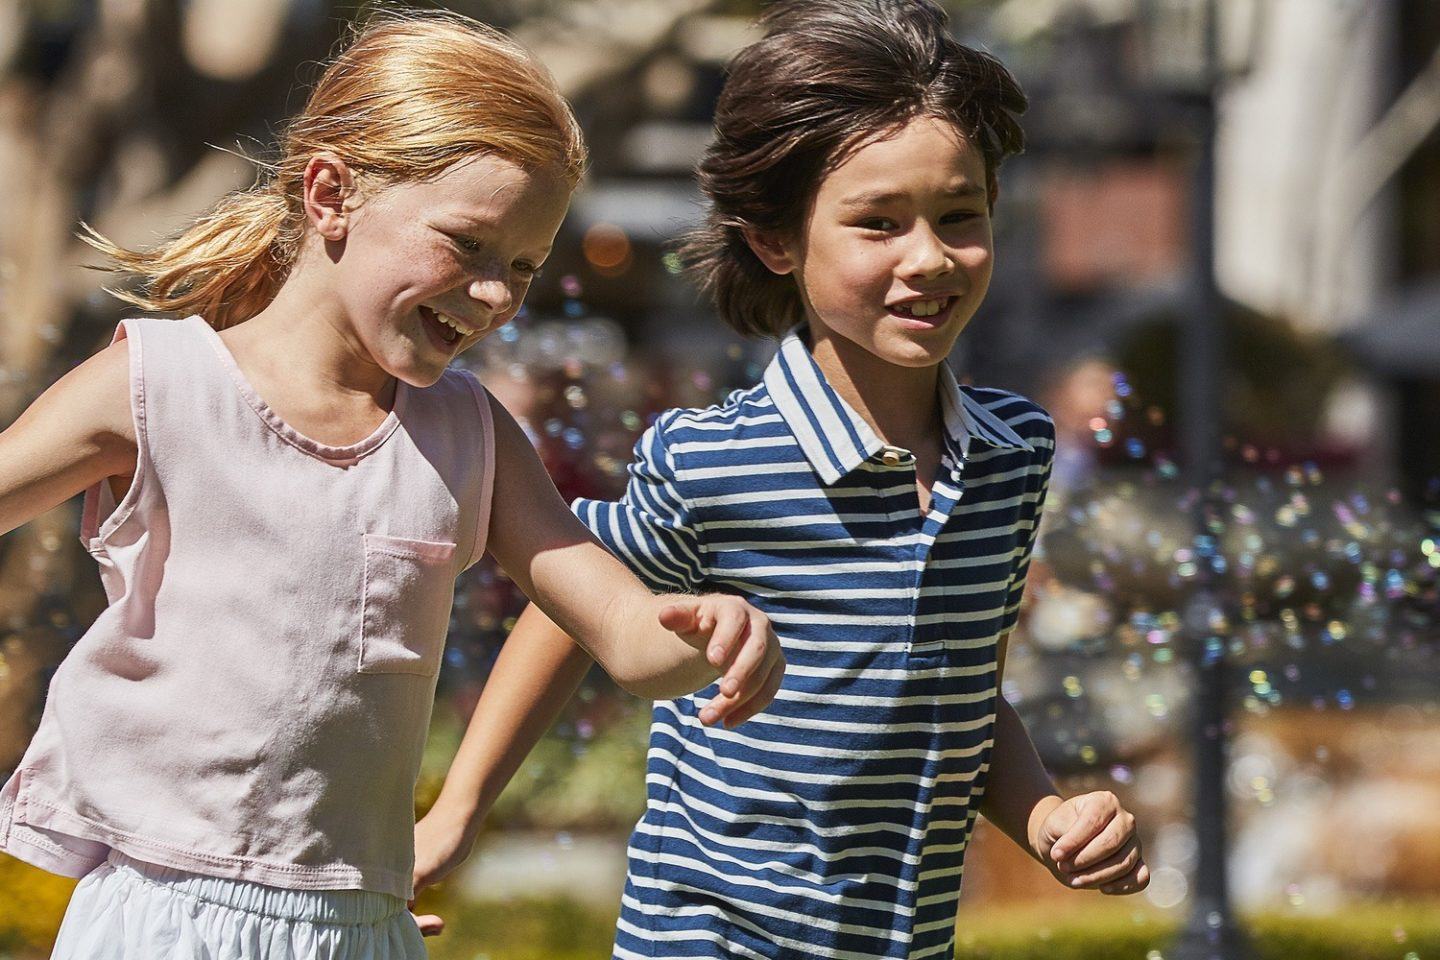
[
  {"x1": 225, "y1": 270, "x2": 395, "y2": 407},
  {"x1": 808, "y1": 327, "x2": 944, "y2": 453}
]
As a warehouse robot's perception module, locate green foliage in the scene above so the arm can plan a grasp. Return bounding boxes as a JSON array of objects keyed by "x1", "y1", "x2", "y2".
[
  {"x1": 0, "y1": 854, "x2": 75, "y2": 958},
  {"x1": 9, "y1": 852, "x2": 1438, "y2": 960},
  {"x1": 486, "y1": 706, "x2": 650, "y2": 832},
  {"x1": 421, "y1": 896, "x2": 619, "y2": 960},
  {"x1": 414, "y1": 898, "x2": 1440, "y2": 960}
]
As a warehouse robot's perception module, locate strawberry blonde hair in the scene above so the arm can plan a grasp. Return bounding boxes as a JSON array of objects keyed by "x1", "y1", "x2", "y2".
[{"x1": 86, "y1": 9, "x2": 586, "y2": 329}]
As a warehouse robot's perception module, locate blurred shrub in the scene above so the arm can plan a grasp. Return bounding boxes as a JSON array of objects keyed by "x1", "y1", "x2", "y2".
[
  {"x1": 486, "y1": 705, "x2": 649, "y2": 832},
  {"x1": 11, "y1": 850, "x2": 1439, "y2": 960},
  {"x1": 0, "y1": 854, "x2": 75, "y2": 957},
  {"x1": 416, "y1": 896, "x2": 1440, "y2": 960},
  {"x1": 952, "y1": 903, "x2": 1440, "y2": 959},
  {"x1": 421, "y1": 896, "x2": 619, "y2": 960}
]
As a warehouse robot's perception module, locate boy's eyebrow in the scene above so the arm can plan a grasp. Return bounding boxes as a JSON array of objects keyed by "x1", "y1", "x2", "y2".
[{"x1": 837, "y1": 183, "x2": 987, "y2": 209}]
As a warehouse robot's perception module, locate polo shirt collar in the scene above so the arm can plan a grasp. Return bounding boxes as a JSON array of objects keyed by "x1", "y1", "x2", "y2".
[{"x1": 762, "y1": 326, "x2": 1033, "y2": 486}]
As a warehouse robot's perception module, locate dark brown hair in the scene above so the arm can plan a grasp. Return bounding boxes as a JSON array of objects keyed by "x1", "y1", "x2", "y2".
[{"x1": 681, "y1": 0, "x2": 1027, "y2": 338}]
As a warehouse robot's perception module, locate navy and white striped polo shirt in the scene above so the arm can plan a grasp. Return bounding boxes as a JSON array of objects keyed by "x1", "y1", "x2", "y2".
[{"x1": 573, "y1": 328, "x2": 1055, "y2": 960}]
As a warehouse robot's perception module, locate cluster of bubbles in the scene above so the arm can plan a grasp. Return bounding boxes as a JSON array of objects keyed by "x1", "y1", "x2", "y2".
[{"x1": 1016, "y1": 364, "x2": 1437, "y2": 912}]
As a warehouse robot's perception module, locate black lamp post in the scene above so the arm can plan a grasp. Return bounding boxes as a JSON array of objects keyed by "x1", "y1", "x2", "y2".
[{"x1": 1169, "y1": 1, "x2": 1250, "y2": 957}]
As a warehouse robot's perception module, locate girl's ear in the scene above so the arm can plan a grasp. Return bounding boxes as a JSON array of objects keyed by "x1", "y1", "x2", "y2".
[
  {"x1": 741, "y1": 226, "x2": 798, "y2": 276},
  {"x1": 302, "y1": 154, "x2": 359, "y2": 241}
]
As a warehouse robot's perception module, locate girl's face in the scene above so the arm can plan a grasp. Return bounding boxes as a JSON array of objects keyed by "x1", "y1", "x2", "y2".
[
  {"x1": 758, "y1": 115, "x2": 994, "y2": 369},
  {"x1": 330, "y1": 153, "x2": 572, "y2": 387}
]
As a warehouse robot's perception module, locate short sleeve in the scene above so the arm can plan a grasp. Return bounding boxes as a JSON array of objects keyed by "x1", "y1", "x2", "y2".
[
  {"x1": 999, "y1": 419, "x2": 1055, "y2": 635},
  {"x1": 572, "y1": 413, "x2": 705, "y2": 594}
]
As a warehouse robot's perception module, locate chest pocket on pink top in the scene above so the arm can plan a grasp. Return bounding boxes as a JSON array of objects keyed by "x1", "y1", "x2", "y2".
[{"x1": 359, "y1": 533, "x2": 458, "y2": 676}]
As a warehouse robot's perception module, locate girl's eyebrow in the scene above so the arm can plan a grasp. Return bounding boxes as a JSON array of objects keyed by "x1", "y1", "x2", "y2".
[{"x1": 836, "y1": 182, "x2": 987, "y2": 209}]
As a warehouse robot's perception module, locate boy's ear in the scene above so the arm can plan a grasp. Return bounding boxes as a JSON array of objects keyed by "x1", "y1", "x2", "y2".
[
  {"x1": 303, "y1": 154, "x2": 359, "y2": 241},
  {"x1": 740, "y1": 226, "x2": 797, "y2": 276}
]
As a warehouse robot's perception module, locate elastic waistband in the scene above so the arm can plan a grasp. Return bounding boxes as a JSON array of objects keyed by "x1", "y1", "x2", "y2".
[{"x1": 105, "y1": 850, "x2": 408, "y2": 925}]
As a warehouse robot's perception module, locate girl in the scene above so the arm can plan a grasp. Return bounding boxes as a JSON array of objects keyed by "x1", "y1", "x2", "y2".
[
  {"x1": 0, "y1": 11, "x2": 782, "y2": 959},
  {"x1": 413, "y1": 1, "x2": 1148, "y2": 958}
]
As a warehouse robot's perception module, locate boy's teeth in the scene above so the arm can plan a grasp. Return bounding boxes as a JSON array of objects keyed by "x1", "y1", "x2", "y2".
[{"x1": 897, "y1": 298, "x2": 947, "y2": 318}]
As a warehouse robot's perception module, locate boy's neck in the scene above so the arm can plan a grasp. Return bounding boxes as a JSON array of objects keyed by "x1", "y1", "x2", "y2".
[{"x1": 808, "y1": 329, "x2": 945, "y2": 454}]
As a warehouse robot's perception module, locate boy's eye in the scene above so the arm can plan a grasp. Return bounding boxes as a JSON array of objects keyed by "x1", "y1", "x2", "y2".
[
  {"x1": 857, "y1": 218, "x2": 898, "y2": 232},
  {"x1": 451, "y1": 234, "x2": 482, "y2": 253},
  {"x1": 941, "y1": 210, "x2": 982, "y2": 225},
  {"x1": 513, "y1": 261, "x2": 542, "y2": 278}
]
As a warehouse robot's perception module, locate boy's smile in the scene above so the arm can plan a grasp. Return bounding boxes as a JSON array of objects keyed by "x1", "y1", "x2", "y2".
[{"x1": 749, "y1": 115, "x2": 994, "y2": 370}]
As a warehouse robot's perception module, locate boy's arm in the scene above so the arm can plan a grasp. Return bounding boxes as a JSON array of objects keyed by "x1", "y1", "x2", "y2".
[
  {"x1": 413, "y1": 604, "x2": 593, "y2": 892},
  {"x1": 980, "y1": 631, "x2": 1150, "y2": 894},
  {"x1": 414, "y1": 402, "x2": 784, "y2": 897},
  {"x1": 414, "y1": 598, "x2": 780, "y2": 894}
]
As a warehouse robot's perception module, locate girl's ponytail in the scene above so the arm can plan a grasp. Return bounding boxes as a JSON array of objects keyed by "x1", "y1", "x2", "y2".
[
  {"x1": 82, "y1": 8, "x2": 584, "y2": 330},
  {"x1": 83, "y1": 183, "x2": 295, "y2": 330}
]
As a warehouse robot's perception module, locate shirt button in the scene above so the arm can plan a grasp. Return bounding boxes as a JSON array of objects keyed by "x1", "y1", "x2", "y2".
[{"x1": 881, "y1": 446, "x2": 906, "y2": 466}]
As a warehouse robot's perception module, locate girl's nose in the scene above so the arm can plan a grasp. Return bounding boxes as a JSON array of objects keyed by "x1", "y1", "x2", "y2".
[
  {"x1": 901, "y1": 225, "x2": 955, "y2": 281},
  {"x1": 468, "y1": 276, "x2": 513, "y2": 318}
]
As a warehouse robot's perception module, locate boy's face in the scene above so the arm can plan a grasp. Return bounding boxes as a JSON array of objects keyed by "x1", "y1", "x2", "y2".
[
  {"x1": 756, "y1": 115, "x2": 994, "y2": 369},
  {"x1": 322, "y1": 153, "x2": 572, "y2": 388}
]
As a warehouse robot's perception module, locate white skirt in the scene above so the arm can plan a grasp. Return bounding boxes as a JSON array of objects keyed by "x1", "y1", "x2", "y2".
[{"x1": 51, "y1": 850, "x2": 427, "y2": 959}]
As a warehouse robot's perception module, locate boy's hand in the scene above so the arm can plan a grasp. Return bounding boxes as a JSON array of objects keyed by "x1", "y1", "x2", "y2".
[
  {"x1": 658, "y1": 595, "x2": 785, "y2": 728},
  {"x1": 408, "y1": 802, "x2": 480, "y2": 936},
  {"x1": 1034, "y1": 791, "x2": 1150, "y2": 895}
]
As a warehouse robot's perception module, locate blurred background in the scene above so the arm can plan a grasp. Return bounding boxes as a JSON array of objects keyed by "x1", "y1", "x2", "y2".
[{"x1": 0, "y1": 0, "x2": 1437, "y2": 958}]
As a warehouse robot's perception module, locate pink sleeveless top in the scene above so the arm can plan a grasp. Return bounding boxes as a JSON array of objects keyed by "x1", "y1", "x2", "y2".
[{"x1": 0, "y1": 316, "x2": 495, "y2": 899}]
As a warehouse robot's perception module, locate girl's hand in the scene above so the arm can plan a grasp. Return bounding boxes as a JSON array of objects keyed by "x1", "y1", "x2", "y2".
[
  {"x1": 1034, "y1": 791, "x2": 1150, "y2": 895},
  {"x1": 658, "y1": 596, "x2": 785, "y2": 728}
]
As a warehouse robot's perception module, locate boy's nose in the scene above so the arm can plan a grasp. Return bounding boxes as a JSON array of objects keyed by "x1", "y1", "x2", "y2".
[{"x1": 901, "y1": 228, "x2": 955, "y2": 280}]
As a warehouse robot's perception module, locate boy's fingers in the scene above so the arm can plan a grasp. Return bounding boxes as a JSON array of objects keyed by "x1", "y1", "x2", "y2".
[
  {"x1": 700, "y1": 649, "x2": 783, "y2": 727},
  {"x1": 1063, "y1": 839, "x2": 1141, "y2": 887},
  {"x1": 1099, "y1": 860, "x2": 1151, "y2": 895},
  {"x1": 1050, "y1": 799, "x2": 1116, "y2": 863},
  {"x1": 409, "y1": 908, "x2": 445, "y2": 936},
  {"x1": 1062, "y1": 810, "x2": 1135, "y2": 871}
]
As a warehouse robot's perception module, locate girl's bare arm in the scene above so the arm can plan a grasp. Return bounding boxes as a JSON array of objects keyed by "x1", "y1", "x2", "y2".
[
  {"x1": 482, "y1": 393, "x2": 784, "y2": 717},
  {"x1": 0, "y1": 341, "x2": 136, "y2": 536}
]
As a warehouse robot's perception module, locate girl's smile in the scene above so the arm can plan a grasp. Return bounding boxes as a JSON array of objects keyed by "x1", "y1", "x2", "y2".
[{"x1": 321, "y1": 152, "x2": 572, "y2": 386}]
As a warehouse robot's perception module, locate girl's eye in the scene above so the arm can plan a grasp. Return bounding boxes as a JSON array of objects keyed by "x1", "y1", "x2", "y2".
[
  {"x1": 857, "y1": 218, "x2": 898, "y2": 232},
  {"x1": 452, "y1": 234, "x2": 482, "y2": 253},
  {"x1": 513, "y1": 261, "x2": 542, "y2": 278}
]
